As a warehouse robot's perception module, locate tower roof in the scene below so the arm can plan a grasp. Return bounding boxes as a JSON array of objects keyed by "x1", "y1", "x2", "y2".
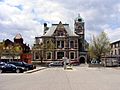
[
  {"x1": 14, "y1": 34, "x2": 23, "y2": 39},
  {"x1": 75, "y1": 14, "x2": 84, "y2": 22}
]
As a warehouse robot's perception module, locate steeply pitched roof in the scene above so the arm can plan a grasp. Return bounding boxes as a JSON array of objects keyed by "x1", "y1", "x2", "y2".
[
  {"x1": 4, "y1": 39, "x2": 13, "y2": 46},
  {"x1": 75, "y1": 14, "x2": 84, "y2": 22},
  {"x1": 43, "y1": 22, "x2": 78, "y2": 37},
  {"x1": 14, "y1": 33, "x2": 23, "y2": 39}
]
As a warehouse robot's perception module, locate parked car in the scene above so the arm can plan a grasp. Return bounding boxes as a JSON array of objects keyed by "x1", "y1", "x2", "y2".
[
  {"x1": 49, "y1": 61, "x2": 63, "y2": 67},
  {"x1": 0, "y1": 62, "x2": 6, "y2": 68},
  {"x1": 0, "y1": 64, "x2": 25, "y2": 73},
  {"x1": 70, "y1": 60, "x2": 80, "y2": 66},
  {"x1": 91, "y1": 60, "x2": 99, "y2": 64},
  {"x1": 8, "y1": 61, "x2": 36, "y2": 71},
  {"x1": 103, "y1": 59, "x2": 119, "y2": 67}
]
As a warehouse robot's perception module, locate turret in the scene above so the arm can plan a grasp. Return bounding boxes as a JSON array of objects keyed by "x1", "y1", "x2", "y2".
[
  {"x1": 74, "y1": 14, "x2": 85, "y2": 51},
  {"x1": 74, "y1": 14, "x2": 84, "y2": 36},
  {"x1": 14, "y1": 34, "x2": 23, "y2": 44}
]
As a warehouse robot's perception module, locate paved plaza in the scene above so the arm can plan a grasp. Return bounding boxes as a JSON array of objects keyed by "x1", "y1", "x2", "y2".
[{"x1": 0, "y1": 66, "x2": 120, "y2": 90}]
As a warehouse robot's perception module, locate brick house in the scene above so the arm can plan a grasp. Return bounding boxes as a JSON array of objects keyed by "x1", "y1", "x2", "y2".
[
  {"x1": 0, "y1": 34, "x2": 32, "y2": 64},
  {"x1": 32, "y1": 15, "x2": 88, "y2": 64}
]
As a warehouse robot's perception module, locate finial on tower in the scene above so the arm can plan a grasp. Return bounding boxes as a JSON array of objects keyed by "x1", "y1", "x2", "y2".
[
  {"x1": 75, "y1": 13, "x2": 84, "y2": 22},
  {"x1": 78, "y1": 13, "x2": 80, "y2": 17}
]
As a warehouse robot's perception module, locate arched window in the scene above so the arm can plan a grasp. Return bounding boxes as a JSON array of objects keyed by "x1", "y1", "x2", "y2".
[
  {"x1": 57, "y1": 52, "x2": 64, "y2": 59},
  {"x1": 57, "y1": 41, "x2": 64, "y2": 48},
  {"x1": 69, "y1": 52, "x2": 75, "y2": 59},
  {"x1": 70, "y1": 41, "x2": 74, "y2": 48},
  {"x1": 46, "y1": 52, "x2": 52, "y2": 59},
  {"x1": 35, "y1": 52, "x2": 39, "y2": 60}
]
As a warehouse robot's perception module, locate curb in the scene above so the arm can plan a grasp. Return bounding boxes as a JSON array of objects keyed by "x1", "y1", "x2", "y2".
[{"x1": 25, "y1": 67, "x2": 47, "y2": 74}]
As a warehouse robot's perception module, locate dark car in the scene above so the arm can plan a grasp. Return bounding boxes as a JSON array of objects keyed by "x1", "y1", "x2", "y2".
[
  {"x1": 0, "y1": 64, "x2": 25, "y2": 73},
  {"x1": 49, "y1": 61, "x2": 63, "y2": 67},
  {"x1": 0, "y1": 62, "x2": 6, "y2": 68},
  {"x1": 8, "y1": 61, "x2": 36, "y2": 70}
]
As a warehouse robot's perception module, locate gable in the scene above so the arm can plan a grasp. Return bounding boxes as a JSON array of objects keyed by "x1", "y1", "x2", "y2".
[
  {"x1": 53, "y1": 21, "x2": 67, "y2": 36},
  {"x1": 43, "y1": 21, "x2": 78, "y2": 37}
]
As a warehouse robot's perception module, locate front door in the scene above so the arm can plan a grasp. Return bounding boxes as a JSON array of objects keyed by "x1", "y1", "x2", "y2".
[{"x1": 79, "y1": 57, "x2": 85, "y2": 64}]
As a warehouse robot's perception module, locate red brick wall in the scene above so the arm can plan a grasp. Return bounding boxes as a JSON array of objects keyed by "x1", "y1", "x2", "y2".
[{"x1": 21, "y1": 54, "x2": 32, "y2": 64}]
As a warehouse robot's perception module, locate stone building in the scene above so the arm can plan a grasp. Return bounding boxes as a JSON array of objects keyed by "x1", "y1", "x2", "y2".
[
  {"x1": 32, "y1": 15, "x2": 88, "y2": 64},
  {"x1": 110, "y1": 40, "x2": 120, "y2": 56},
  {"x1": 101, "y1": 40, "x2": 120, "y2": 66}
]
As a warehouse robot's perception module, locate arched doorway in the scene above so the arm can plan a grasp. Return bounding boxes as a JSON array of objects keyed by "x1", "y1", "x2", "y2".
[{"x1": 79, "y1": 57, "x2": 85, "y2": 64}]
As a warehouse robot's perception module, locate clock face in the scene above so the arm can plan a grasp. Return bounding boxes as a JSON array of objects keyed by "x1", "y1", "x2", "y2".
[
  {"x1": 75, "y1": 21, "x2": 83, "y2": 34},
  {"x1": 75, "y1": 29, "x2": 83, "y2": 34},
  {"x1": 75, "y1": 21, "x2": 83, "y2": 29}
]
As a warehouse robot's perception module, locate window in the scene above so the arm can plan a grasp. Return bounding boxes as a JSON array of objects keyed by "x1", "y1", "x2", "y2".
[
  {"x1": 61, "y1": 41, "x2": 64, "y2": 48},
  {"x1": 70, "y1": 52, "x2": 75, "y2": 59},
  {"x1": 111, "y1": 45, "x2": 113, "y2": 48},
  {"x1": 75, "y1": 40, "x2": 77, "y2": 48},
  {"x1": 35, "y1": 52, "x2": 39, "y2": 60},
  {"x1": 46, "y1": 52, "x2": 52, "y2": 59},
  {"x1": 119, "y1": 49, "x2": 120, "y2": 55},
  {"x1": 115, "y1": 44, "x2": 116, "y2": 48},
  {"x1": 57, "y1": 52, "x2": 64, "y2": 59},
  {"x1": 118, "y1": 43, "x2": 120, "y2": 47},
  {"x1": 57, "y1": 41, "x2": 64, "y2": 48},
  {"x1": 57, "y1": 41, "x2": 60, "y2": 48},
  {"x1": 70, "y1": 41, "x2": 74, "y2": 48},
  {"x1": 46, "y1": 40, "x2": 49, "y2": 44},
  {"x1": 116, "y1": 43, "x2": 118, "y2": 48},
  {"x1": 111, "y1": 51, "x2": 113, "y2": 55},
  {"x1": 115, "y1": 50, "x2": 117, "y2": 55},
  {"x1": 58, "y1": 31, "x2": 64, "y2": 36}
]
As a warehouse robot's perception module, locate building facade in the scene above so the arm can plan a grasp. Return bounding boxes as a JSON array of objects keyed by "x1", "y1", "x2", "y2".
[
  {"x1": 0, "y1": 34, "x2": 32, "y2": 64},
  {"x1": 32, "y1": 15, "x2": 88, "y2": 63},
  {"x1": 101, "y1": 40, "x2": 120, "y2": 66},
  {"x1": 110, "y1": 40, "x2": 120, "y2": 56}
]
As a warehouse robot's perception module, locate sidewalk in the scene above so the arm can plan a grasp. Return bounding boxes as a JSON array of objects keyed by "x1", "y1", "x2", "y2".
[{"x1": 25, "y1": 67, "x2": 47, "y2": 74}]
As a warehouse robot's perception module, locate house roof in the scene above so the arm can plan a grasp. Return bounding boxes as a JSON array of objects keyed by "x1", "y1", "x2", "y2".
[
  {"x1": 111, "y1": 40, "x2": 120, "y2": 44},
  {"x1": 43, "y1": 22, "x2": 78, "y2": 37},
  {"x1": 14, "y1": 34, "x2": 23, "y2": 39}
]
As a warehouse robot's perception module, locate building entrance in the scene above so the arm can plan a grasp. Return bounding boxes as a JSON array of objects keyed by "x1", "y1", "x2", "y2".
[{"x1": 79, "y1": 57, "x2": 85, "y2": 64}]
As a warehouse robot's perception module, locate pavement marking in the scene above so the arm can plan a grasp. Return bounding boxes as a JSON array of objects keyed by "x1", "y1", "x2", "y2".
[{"x1": 25, "y1": 67, "x2": 47, "y2": 74}]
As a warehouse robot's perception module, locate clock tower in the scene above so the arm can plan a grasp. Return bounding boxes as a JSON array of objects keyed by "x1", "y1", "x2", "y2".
[
  {"x1": 74, "y1": 14, "x2": 84, "y2": 39},
  {"x1": 74, "y1": 14, "x2": 85, "y2": 52}
]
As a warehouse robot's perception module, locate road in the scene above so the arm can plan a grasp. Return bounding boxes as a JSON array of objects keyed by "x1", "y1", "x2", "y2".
[{"x1": 0, "y1": 67, "x2": 120, "y2": 90}]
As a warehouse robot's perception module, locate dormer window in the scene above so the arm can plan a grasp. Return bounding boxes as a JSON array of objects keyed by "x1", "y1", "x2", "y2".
[{"x1": 57, "y1": 31, "x2": 64, "y2": 36}]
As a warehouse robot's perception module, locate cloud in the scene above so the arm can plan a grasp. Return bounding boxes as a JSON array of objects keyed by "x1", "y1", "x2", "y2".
[
  {"x1": 104, "y1": 25, "x2": 120, "y2": 43},
  {"x1": 0, "y1": 0, "x2": 120, "y2": 46}
]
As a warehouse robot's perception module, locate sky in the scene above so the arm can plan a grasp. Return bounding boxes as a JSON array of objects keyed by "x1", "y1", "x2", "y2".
[{"x1": 0, "y1": 0, "x2": 120, "y2": 47}]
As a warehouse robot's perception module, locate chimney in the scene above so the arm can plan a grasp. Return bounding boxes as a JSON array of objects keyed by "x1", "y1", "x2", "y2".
[{"x1": 44, "y1": 23, "x2": 49, "y2": 34}]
